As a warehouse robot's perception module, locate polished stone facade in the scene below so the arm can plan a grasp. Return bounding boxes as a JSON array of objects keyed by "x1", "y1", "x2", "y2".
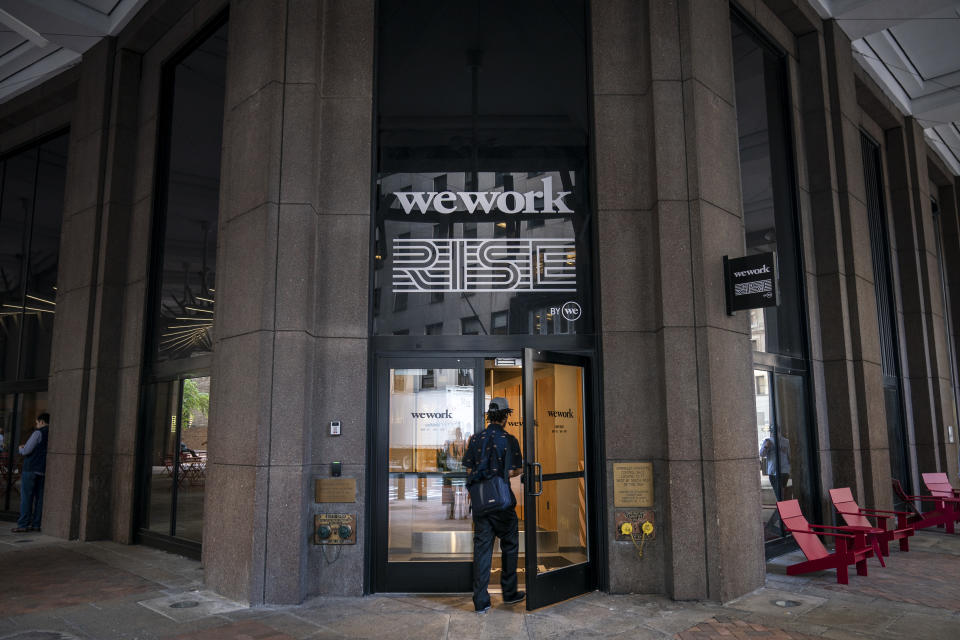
[{"x1": 0, "y1": 0, "x2": 957, "y2": 606}]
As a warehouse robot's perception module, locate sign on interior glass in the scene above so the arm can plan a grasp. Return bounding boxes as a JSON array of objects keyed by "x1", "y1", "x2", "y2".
[{"x1": 373, "y1": 171, "x2": 590, "y2": 336}]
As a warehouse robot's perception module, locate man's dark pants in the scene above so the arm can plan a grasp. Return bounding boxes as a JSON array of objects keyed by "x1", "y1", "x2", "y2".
[
  {"x1": 18, "y1": 471, "x2": 44, "y2": 529},
  {"x1": 472, "y1": 507, "x2": 520, "y2": 610}
]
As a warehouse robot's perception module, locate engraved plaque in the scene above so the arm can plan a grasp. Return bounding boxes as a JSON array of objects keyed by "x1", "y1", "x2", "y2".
[
  {"x1": 315, "y1": 478, "x2": 356, "y2": 503},
  {"x1": 613, "y1": 462, "x2": 654, "y2": 507}
]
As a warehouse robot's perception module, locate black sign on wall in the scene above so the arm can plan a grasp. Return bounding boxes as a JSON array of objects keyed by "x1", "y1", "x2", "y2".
[{"x1": 723, "y1": 252, "x2": 778, "y2": 315}]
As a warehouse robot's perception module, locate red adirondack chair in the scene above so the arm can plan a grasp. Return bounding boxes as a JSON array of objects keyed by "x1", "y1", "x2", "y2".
[
  {"x1": 921, "y1": 473, "x2": 960, "y2": 528},
  {"x1": 892, "y1": 479, "x2": 956, "y2": 534},
  {"x1": 776, "y1": 500, "x2": 874, "y2": 584},
  {"x1": 829, "y1": 487, "x2": 913, "y2": 565},
  {"x1": 921, "y1": 472, "x2": 960, "y2": 500}
]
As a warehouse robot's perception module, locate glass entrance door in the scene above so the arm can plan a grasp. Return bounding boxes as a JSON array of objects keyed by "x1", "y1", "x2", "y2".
[
  {"x1": 377, "y1": 359, "x2": 480, "y2": 592},
  {"x1": 522, "y1": 349, "x2": 590, "y2": 609},
  {"x1": 375, "y1": 352, "x2": 595, "y2": 606},
  {"x1": 755, "y1": 368, "x2": 813, "y2": 544},
  {"x1": 138, "y1": 376, "x2": 210, "y2": 549}
]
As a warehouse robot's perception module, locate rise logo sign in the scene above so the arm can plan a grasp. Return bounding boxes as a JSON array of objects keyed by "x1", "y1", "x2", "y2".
[{"x1": 393, "y1": 176, "x2": 573, "y2": 215}]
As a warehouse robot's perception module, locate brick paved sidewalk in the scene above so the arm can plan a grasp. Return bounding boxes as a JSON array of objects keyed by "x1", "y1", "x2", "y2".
[{"x1": 2, "y1": 527, "x2": 960, "y2": 639}]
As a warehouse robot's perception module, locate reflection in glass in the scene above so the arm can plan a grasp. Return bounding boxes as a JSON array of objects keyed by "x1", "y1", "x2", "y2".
[
  {"x1": 388, "y1": 368, "x2": 475, "y2": 561},
  {"x1": 732, "y1": 19, "x2": 803, "y2": 358},
  {"x1": 21, "y1": 137, "x2": 68, "y2": 381},
  {"x1": 756, "y1": 371, "x2": 810, "y2": 541},
  {"x1": 755, "y1": 370, "x2": 781, "y2": 539},
  {"x1": 146, "y1": 380, "x2": 179, "y2": 536},
  {"x1": 0, "y1": 394, "x2": 17, "y2": 511},
  {"x1": 775, "y1": 374, "x2": 808, "y2": 513},
  {"x1": 374, "y1": 171, "x2": 588, "y2": 337},
  {"x1": 375, "y1": 1, "x2": 591, "y2": 340},
  {"x1": 0, "y1": 148, "x2": 37, "y2": 381},
  {"x1": 151, "y1": 23, "x2": 228, "y2": 363},
  {"x1": 0, "y1": 392, "x2": 48, "y2": 514}
]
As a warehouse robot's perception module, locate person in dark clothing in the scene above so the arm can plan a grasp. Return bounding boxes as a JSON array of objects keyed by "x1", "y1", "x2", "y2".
[
  {"x1": 14, "y1": 412, "x2": 49, "y2": 533},
  {"x1": 462, "y1": 397, "x2": 524, "y2": 613}
]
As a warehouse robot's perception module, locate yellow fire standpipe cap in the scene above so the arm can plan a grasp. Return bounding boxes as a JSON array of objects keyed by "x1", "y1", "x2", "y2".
[
  {"x1": 620, "y1": 522, "x2": 633, "y2": 535},
  {"x1": 642, "y1": 521, "x2": 654, "y2": 535}
]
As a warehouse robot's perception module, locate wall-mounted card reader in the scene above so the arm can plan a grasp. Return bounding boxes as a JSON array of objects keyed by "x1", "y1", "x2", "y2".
[
  {"x1": 330, "y1": 421, "x2": 341, "y2": 436},
  {"x1": 331, "y1": 461, "x2": 342, "y2": 477}
]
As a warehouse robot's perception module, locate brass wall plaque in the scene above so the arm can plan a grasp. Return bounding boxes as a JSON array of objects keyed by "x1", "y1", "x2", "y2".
[
  {"x1": 314, "y1": 478, "x2": 356, "y2": 503},
  {"x1": 613, "y1": 462, "x2": 654, "y2": 507},
  {"x1": 313, "y1": 513, "x2": 356, "y2": 545}
]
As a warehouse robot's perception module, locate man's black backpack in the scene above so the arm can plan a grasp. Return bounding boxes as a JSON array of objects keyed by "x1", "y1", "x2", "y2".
[{"x1": 468, "y1": 433, "x2": 515, "y2": 516}]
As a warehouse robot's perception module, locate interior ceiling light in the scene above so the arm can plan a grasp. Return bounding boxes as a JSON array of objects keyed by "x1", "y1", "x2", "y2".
[{"x1": 160, "y1": 251, "x2": 215, "y2": 354}]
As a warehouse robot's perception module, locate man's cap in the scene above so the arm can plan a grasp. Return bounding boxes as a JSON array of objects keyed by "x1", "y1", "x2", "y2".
[{"x1": 488, "y1": 397, "x2": 510, "y2": 412}]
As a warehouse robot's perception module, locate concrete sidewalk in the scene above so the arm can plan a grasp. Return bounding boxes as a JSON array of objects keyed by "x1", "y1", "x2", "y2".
[{"x1": 2, "y1": 527, "x2": 959, "y2": 639}]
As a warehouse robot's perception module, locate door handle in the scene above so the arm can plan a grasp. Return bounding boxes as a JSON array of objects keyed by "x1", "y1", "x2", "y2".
[{"x1": 531, "y1": 462, "x2": 543, "y2": 496}]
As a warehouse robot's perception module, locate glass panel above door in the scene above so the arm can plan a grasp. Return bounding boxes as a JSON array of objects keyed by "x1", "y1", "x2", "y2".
[
  {"x1": 373, "y1": 171, "x2": 591, "y2": 337},
  {"x1": 374, "y1": 1, "x2": 592, "y2": 340}
]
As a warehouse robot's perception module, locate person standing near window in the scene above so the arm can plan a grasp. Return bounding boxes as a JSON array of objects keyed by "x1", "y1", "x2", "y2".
[
  {"x1": 759, "y1": 434, "x2": 791, "y2": 501},
  {"x1": 13, "y1": 413, "x2": 49, "y2": 533}
]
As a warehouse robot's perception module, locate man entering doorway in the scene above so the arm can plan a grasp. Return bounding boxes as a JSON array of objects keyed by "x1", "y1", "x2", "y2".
[
  {"x1": 13, "y1": 412, "x2": 49, "y2": 533},
  {"x1": 463, "y1": 397, "x2": 525, "y2": 613}
]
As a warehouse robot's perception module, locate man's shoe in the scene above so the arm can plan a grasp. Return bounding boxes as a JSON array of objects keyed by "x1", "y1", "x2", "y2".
[
  {"x1": 503, "y1": 591, "x2": 525, "y2": 605},
  {"x1": 30, "y1": 527, "x2": 41, "y2": 532},
  {"x1": 11, "y1": 527, "x2": 29, "y2": 533},
  {"x1": 476, "y1": 605, "x2": 491, "y2": 615}
]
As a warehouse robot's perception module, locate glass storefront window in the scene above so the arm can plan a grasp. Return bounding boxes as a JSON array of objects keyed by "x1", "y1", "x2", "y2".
[
  {"x1": 374, "y1": 171, "x2": 589, "y2": 336},
  {"x1": 150, "y1": 22, "x2": 228, "y2": 363},
  {"x1": 0, "y1": 394, "x2": 16, "y2": 512},
  {"x1": 733, "y1": 12, "x2": 817, "y2": 546},
  {"x1": 732, "y1": 19, "x2": 804, "y2": 358},
  {"x1": 375, "y1": 0, "x2": 591, "y2": 339},
  {"x1": 0, "y1": 150, "x2": 34, "y2": 381},
  {"x1": 0, "y1": 391, "x2": 48, "y2": 514},
  {"x1": 143, "y1": 377, "x2": 209, "y2": 542},
  {"x1": 21, "y1": 137, "x2": 68, "y2": 381},
  {"x1": 0, "y1": 135, "x2": 67, "y2": 384},
  {"x1": 139, "y1": 17, "x2": 227, "y2": 551}
]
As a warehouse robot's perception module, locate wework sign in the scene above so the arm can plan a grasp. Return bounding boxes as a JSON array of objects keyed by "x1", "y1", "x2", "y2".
[
  {"x1": 392, "y1": 176, "x2": 572, "y2": 215},
  {"x1": 723, "y1": 252, "x2": 778, "y2": 315}
]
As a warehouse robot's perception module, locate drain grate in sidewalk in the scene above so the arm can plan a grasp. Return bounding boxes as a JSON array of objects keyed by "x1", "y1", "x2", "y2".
[{"x1": 138, "y1": 590, "x2": 246, "y2": 622}]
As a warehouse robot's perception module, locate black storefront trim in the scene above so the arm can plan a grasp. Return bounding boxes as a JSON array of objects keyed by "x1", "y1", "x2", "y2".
[
  {"x1": 135, "y1": 529, "x2": 201, "y2": 560},
  {"x1": 731, "y1": 5, "x2": 823, "y2": 542},
  {"x1": 132, "y1": 8, "x2": 228, "y2": 552}
]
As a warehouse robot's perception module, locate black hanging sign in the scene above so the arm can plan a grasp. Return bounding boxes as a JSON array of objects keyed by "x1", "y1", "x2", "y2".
[{"x1": 723, "y1": 252, "x2": 778, "y2": 315}]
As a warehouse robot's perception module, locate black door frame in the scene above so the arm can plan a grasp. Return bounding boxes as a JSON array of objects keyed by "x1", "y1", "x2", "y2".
[
  {"x1": 368, "y1": 343, "x2": 604, "y2": 601},
  {"x1": 522, "y1": 348, "x2": 593, "y2": 609},
  {"x1": 133, "y1": 370, "x2": 210, "y2": 559},
  {"x1": 372, "y1": 355, "x2": 483, "y2": 593}
]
